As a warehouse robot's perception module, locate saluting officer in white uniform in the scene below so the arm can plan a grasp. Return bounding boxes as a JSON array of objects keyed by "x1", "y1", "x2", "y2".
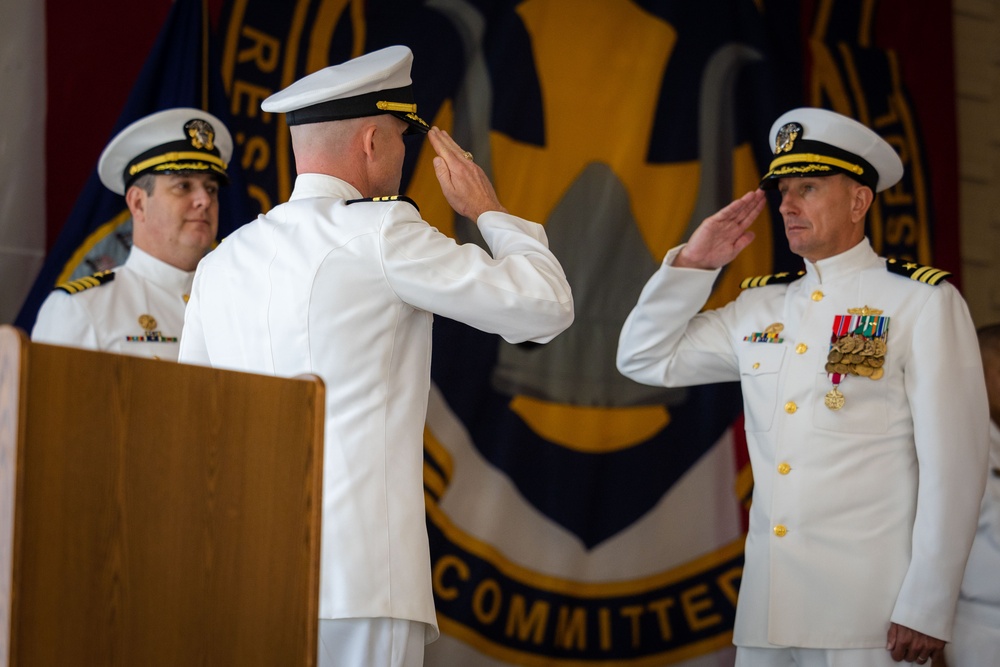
[
  {"x1": 32, "y1": 108, "x2": 232, "y2": 360},
  {"x1": 617, "y1": 108, "x2": 989, "y2": 667},
  {"x1": 177, "y1": 46, "x2": 574, "y2": 667}
]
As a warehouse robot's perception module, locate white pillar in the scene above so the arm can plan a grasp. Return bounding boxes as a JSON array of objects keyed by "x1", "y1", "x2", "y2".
[{"x1": 0, "y1": 2, "x2": 46, "y2": 325}]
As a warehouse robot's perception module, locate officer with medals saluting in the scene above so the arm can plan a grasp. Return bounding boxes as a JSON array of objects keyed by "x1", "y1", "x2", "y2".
[
  {"x1": 32, "y1": 108, "x2": 232, "y2": 360},
  {"x1": 617, "y1": 108, "x2": 989, "y2": 666}
]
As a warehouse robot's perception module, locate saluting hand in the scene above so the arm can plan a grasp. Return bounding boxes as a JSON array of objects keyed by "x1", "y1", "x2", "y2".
[
  {"x1": 427, "y1": 127, "x2": 507, "y2": 221},
  {"x1": 673, "y1": 189, "x2": 766, "y2": 270}
]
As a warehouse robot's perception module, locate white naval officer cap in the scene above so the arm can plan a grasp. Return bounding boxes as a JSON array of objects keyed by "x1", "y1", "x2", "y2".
[
  {"x1": 97, "y1": 107, "x2": 233, "y2": 195},
  {"x1": 759, "y1": 107, "x2": 903, "y2": 193},
  {"x1": 260, "y1": 45, "x2": 430, "y2": 134}
]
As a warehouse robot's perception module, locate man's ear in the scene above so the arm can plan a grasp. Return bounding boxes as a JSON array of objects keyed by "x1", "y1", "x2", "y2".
[
  {"x1": 361, "y1": 122, "x2": 378, "y2": 162},
  {"x1": 851, "y1": 182, "x2": 874, "y2": 224},
  {"x1": 125, "y1": 185, "x2": 147, "y2": 223}
]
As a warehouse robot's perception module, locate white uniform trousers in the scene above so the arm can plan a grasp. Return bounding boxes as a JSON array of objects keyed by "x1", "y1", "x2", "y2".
[
  {"x1": 736, "y1": 646, "x2": 917, "y2": 666},
  {"x1": 318, "y1": 618, "x2": 425, "y2": 667}
]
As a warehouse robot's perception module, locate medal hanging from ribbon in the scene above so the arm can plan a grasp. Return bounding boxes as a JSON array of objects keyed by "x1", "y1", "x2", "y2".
[{"x1": 824, "y1": 307, "x2": 889, "y2": 410}]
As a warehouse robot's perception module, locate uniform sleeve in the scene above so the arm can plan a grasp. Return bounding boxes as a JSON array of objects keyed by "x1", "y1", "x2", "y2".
[
  {"x1": 890, "y1": 283, "x2": 991, "y2": 640},
  {"x1": 616, "y1": 245, "x2": 741, "y2": 388},
  {"x1": 31, "y1": 291, "x2": 101, "y2": 350},
  {"x1": 178, "y1": 268, "x2": 211, "y2": 366},
  {"x1": 378, "y1": 203, "x2": 574, "y2": 344}
]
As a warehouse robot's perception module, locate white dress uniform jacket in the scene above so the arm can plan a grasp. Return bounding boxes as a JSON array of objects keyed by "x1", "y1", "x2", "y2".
[
  {"x1": 617, "y1": 238, "x2": 988, "y2": 648},
  {"x1": 178, "y1": 174, "x2": 573, "y2": 640},
  {"x1": 32, "y1": 245, "x2": 193, "y2": 360},
  {"x1": 946, "y1": 421, "x2": 1000, "y2": 665}
]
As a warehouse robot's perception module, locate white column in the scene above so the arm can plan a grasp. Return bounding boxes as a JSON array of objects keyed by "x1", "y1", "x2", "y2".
[{"x1": 0, "y1": 1, "x2": 46, "y2": 325}]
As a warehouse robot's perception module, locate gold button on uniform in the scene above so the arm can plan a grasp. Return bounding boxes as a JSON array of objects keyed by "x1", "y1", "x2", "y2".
[
  {"x1": 811, "y1": 290, "x2": 824, "y2": 301},
  {"x1": 774, "y1": 525, "x2": 788, "y2": 537},
  {"x1": 753, "y1": 362, "x2": 760, "y2": 369},
  {"x1": 784, "y1": 401, "x2": 797, "y2": 414},
  {"x1": 795, "y1": 343, "x2": 808, "y2": 354},
  {"x1": 778, "y1": 462, "x2": 791, "y2": 475}
]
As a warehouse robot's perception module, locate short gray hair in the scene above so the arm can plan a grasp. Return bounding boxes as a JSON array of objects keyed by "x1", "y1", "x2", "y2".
[{"x1": 130, "y1": 173, "x2": 157, "y2": 196}]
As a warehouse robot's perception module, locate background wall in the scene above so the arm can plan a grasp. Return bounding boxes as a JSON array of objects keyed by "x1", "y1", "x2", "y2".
[{"x1": 956, "y1": 0, "x2": 1000, "y2": 327}]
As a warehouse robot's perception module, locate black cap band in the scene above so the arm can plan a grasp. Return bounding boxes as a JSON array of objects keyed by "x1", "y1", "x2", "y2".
[
  {"x1": 123, "y1": 138, "x2": 228, "y2": 191},
  {"x1": 760, "y1": 139, "x2": 878, "y2": 191},
  {"x1": 285, "y1": 86, "x2": 429, "y2": 133}
]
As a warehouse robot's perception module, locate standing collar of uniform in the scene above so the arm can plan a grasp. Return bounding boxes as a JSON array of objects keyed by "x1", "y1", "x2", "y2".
[
  {"x1": 126, "y1": 244, "x2": 196, "y2": 292},
  {"x1": 803, "y1": 237, "x2": 880, "y2": 284},
  {"x1": 289, "y1": 173, "x2": 364, "y2": 202}
]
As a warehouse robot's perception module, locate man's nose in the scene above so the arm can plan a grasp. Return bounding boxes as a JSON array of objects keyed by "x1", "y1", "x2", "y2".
[
  {"x1": 778, "y1": 194, "x2": 797, "y2": 216},
  {"x1": 191, "y1": 185, "x2": 212, "y2": 207}
]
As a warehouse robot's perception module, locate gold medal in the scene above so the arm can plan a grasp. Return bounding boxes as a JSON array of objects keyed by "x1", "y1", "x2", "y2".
[
  {"x1": 854, "y1": 364, "x2": 874, "y2": 377},
  {"x1": 824, "y1": 387, "x2": 845, "y2": 410}
]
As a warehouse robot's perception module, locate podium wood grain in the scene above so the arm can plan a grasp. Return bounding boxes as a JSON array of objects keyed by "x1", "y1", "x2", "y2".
[{"x1": 0, "y1": 325, "x2": 324, "y2": 666}]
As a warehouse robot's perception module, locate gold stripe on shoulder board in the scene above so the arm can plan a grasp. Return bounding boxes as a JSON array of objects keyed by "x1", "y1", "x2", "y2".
[
  {"x1": 345, "y1": 195, "x2": 420, "y2": 211},
  {"x1": 55, "y1": 270, "x2": 115, "y2": 295},
  {"x1": 740, "y1": 270, "x2": 805, "y2": 289},
  {"x1": 885, "y1": 258, "x2": 951, "y2": 285}
]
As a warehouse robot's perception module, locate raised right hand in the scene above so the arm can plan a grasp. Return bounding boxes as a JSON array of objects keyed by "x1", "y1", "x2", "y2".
[
  {"x1": 673, "y1": 190, "x2": 766, "y2": 269},
  {"x1": 427, "y1": 127, "x2": 507, "y2": 220}
]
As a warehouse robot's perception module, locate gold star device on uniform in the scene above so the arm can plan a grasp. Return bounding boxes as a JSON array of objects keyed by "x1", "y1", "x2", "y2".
[
  {"x1": 260, "y1": 45, "x2": 430, "y2": 134},
  {"x1": 97, "y1": 107, "x2": 233, "y2": 195},
  {"x1": 758, "y1": 107, "x2": 904, "y2": 193}
]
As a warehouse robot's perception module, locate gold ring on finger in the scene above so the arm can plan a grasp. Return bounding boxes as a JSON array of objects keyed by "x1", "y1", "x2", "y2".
[{"x1": 462, "y1": 151, "x2": 473, "y2": 160}]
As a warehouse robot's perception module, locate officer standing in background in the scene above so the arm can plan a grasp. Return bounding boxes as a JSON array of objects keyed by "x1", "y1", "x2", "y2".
[
  {"x1": 178, "y1": 46, "x2": 573, "y2": 667},
  {"x1": 32, "y1": 107, "x2": 231, "y2": 360},
  {"x1": 617, "y1": 107, "x2": 988, "y2": 666},
  {"x1": 945, "y1": 323, "x2": 1000, "y2": 666}
]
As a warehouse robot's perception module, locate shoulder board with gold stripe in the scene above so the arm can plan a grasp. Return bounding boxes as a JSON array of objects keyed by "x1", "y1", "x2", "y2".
[
  {"x1": 345, "y1": 195, "x2": 419, "y2": 211},
  {"x1": 54, "y1": 270, "x2": 115, "y2": 295},
  {"x1": 740, "y1": 270, "x2": 805, "y2": 289},
  {"x1": 885, "y1": 258, "x2": 951, "y2": 285}
]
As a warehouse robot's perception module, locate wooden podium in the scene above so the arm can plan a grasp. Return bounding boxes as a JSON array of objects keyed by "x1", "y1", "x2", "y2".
[{"x1": 0, "y1": 325, "x2": 324, "y2": 666}]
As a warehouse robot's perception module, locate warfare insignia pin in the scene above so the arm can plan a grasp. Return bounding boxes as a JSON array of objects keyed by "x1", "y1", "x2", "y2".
[
  {"x1": 138, "y1": 314, "x2": 158, "y2": 333},
  {"x1": 775, "y1": 122, "x2": 802, "y2": 154}
]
